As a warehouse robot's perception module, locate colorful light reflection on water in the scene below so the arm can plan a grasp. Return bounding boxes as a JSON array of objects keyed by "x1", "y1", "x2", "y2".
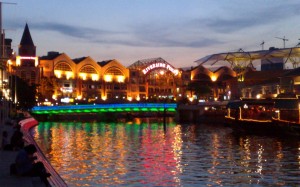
[{"x1": 33, "y1": 118, "x2": 300, "y2": 186}]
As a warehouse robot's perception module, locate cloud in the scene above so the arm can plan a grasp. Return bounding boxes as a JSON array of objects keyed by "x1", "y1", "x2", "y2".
[
  {"x1": 199, "y1": 2, "x2": 300, "y2": 33},
  {"x1": 32, "y1": 22, "x2": 122, "y2": 40},
  {"x1": 27, "y1": 20, "x2": 222, "y2": 49},
  {"x1": 129, "y1": 21, "x2": 224, "y2": 48}
]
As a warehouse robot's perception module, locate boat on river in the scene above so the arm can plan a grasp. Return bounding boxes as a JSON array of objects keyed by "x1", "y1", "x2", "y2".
[{"x1": 225, "y1": 98, "x2": 300, "y2": 136}]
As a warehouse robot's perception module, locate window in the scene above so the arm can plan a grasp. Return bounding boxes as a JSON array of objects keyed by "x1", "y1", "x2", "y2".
[{"x1": 55, "y1": 62, "x2": 72, "y2": 71}]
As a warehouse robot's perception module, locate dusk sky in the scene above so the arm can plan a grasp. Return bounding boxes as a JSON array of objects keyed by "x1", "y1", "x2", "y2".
[{"x1": 3, "y1": 0, "x2": 300, "y2": 68}]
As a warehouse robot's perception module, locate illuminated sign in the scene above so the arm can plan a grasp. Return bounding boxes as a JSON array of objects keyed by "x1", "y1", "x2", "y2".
[
  {"x1": 142, "y1": 62, "x2": 179, "y2": 75},
  {"x1": 61, "y1": 97, "x2": 74, "y2": 103},
  {"x1": 16, "y1": 56, "x2": 39, "y2": 66},
  {"x1": 60, "y1": 87, "x2": 73, "y2": 93}
]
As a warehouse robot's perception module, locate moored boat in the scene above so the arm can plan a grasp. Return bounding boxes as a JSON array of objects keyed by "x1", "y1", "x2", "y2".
[
  {"x1": 225, "y1": 99, "x2": 276, "y2": 135},
  {"x1": 225, "y1": 98, "x2": 300, "y2": 136},
  {"x1": 272, "y1": 98, "x2": 300, "y2": 136}
]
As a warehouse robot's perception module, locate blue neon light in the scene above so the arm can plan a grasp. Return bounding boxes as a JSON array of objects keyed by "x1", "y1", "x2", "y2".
[{"x1": 32, "y1": 103, "x2": 177, "y2": 113}]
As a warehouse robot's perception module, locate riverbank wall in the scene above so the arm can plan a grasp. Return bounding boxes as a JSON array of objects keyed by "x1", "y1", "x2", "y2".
[{"x1": 20, "y1": 117, "x2": 68, "y2": 187}]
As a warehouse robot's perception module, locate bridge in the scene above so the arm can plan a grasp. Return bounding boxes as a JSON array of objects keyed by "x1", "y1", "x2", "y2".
[{"x1": 31, "y1": 103, "x2": 177, "y2": 115}]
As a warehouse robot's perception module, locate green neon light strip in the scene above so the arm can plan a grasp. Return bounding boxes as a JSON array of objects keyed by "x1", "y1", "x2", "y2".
[{"x1": 31, "y1": 103, "x2": 177, "y2": 114}]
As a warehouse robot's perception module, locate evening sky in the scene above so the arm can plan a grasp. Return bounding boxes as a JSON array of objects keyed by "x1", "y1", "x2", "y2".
[{"x1": 3, "y1": 0, "x2": 300, "y2": 68}]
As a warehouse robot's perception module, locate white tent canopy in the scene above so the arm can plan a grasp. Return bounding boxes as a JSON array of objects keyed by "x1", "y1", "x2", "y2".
[{"x1": 195, "y1": 47, "x2": 300, "y2": 69}]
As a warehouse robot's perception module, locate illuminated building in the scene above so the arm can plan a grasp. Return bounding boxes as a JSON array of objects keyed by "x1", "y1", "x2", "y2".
[
  {"x1": 127, "y1": 58, "x2": 186, "y2": 101},
  {"x1": 12, "y1": 23, "x2": 40, "y2": 86},
  {"x1": 39, "y1": 55, "x2": 187, "y2": 103},
  {"x1": 7, "y1": 23, "x2": 258, "y2": 104},
  {"x1": 39, "y1": 53, "x2": 129, "y2": 103},
  {"x1": 190, "y1": 65, "x2": 237, "y2": 101}
]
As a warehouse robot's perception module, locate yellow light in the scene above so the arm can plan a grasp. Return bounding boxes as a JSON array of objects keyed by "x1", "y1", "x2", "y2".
[
  {"x1": 117, "y1": 75, "x2": 125, "y2": 83},
  {"x1": 189, "y1": 97, "x2": 193, "y2": 102},
  {"x1": 54, "y1": 70, "x2": 62, "y2": 78},
  {"x1": 211, "y1": 75, "x2": 217, "y2": 82},
  {"x1": 256, "y1": 94, "x2": 261, "y2": 99},
  {"x1": 127, "y1": 96, "x2": 132, "y2": 101},
  {"x1": 34, "y1": 57, "x2": 38, "y2": 67},
  {"x1": 52, "y1": 95, "x2": 57, "y2": 100},
  {"x1": 104, "y1": 75, "x2": 112, "y2": 82},
  {"x1": 91, "y1": 74, "x2": 99, "y2": 81},
  {"x1": 66, "y1": 72, "x2": 73, "y2": 80},
  {"x1": 16, "y1": 56, "x2": 21, "y2": 66},
  {"x1": 136, "y1": 96, "x2": 140, "y2": 101},
  {"x1": 79, "y1": 73, "x2": 87, "y2": 80},
  {"x1": 102, "y1": 96, "x2": 107, "y2": 101},
  {"x1": 77, "y1": 95, "x2": 82, "y2": 100}
]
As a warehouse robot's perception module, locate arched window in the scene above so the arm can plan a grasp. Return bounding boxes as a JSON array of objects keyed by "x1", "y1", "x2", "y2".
[
  {"x1": 104, "y1": 67, "x2": 124, "y2": 82},
  {"x1": 80, "y1": 65, "x2": 97, "y2": 74},
  {"x1": 55, "y1": 62, "x2": 72, "y2": 71},
  {"x1": 79, "y1": 65, "x2": 98, "y2": 81},
  {"x1": 105, "y1": 67, "x2": 123, "y2": 76},
  {"x1": 54, "y1": 62, "x2": 73, "y2": 79}
]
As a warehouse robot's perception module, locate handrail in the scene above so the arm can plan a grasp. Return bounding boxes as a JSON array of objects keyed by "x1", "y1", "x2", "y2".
[{"x1": 20, "y1": 117, "x2": 68, "y2": 187}]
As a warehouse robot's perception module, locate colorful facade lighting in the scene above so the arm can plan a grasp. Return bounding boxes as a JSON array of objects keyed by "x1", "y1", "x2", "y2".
[
  {"x1": 31, "y1": 103, "x2": 177, "y2": 114},
  {"x1": 16, "y1": 56, "x2": 39, "y2": 66}
]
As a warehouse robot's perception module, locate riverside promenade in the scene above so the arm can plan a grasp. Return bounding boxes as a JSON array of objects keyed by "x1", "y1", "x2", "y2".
[{"x1": 0, "y1": 116, "x2": 67, "y2": 187}]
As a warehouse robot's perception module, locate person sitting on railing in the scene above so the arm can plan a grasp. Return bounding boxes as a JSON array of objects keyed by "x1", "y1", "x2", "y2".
[{"x1": 11, "y1": 144, "x2": 51, "y2": 187}]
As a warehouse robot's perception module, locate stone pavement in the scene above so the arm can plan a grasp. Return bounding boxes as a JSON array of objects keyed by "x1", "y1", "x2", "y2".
[{"x1": 0, "y1": 123, "x2": 46, "y2": 187}]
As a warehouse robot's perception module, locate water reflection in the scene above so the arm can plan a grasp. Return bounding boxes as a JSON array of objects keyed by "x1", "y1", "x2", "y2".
[{"x1": 33, "y1": 118, "x2": 300, "y2": 186}]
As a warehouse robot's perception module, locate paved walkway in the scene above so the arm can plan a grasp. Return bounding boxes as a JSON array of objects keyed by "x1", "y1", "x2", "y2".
[{"x1": 0, "y1": 123, "x2": 46, "y2": 187}]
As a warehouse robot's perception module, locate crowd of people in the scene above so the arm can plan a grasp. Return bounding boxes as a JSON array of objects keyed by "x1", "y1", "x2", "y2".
[{"x1": 1, "y1": 120, "x2": 51, "y2": 187}]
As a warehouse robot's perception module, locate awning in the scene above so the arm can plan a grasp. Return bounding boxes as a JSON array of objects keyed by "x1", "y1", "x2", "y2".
[
  {"x1": 226, "y1": 101, "x2": 243, "y2": 109},
  {"x1": 274, "y1": 99, "x2": 299, "y2": 110},
  {"x1": 227, "y1": 99, "x2": 274, "y2": 109}
]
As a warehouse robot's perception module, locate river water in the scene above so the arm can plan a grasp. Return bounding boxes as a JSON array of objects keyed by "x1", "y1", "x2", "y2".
[{"x1": 32, "y1": 118, "x2": 300, "y2": 186}]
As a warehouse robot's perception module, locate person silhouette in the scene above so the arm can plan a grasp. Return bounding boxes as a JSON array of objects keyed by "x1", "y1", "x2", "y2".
[{"x1": 14, "y1": 144, "x2": 51, "y2": 186}]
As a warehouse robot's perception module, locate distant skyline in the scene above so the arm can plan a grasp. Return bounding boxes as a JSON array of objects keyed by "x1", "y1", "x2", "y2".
[{"x1": 3, "y1": 0, "x2": 300, "y2": 68}]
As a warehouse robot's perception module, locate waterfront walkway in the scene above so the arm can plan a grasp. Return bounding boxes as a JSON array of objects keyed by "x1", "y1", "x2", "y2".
[{"x1": 0, "y1": 122, "x2": 45, "y2": 187}]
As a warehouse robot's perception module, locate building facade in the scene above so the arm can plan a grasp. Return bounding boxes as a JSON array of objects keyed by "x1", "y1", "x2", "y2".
[{"x1": 9, "y1": 23, "x2": 246, "y2": 105}]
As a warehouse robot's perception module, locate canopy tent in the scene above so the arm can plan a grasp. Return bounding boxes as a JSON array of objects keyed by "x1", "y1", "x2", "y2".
[{"x1": 195, "y1": 47, "x2": 300, "y2": 69}]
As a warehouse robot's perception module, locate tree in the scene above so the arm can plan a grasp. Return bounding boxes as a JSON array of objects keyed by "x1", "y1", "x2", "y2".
[
  {"x1": 187, "y1": 81, "x2": 212, "y2": 100},
  {"x1": 38, "y1": 76, "x2": 55, "y2": 101},
  {"x1": 11, "y1": 75, "x2": 37, "y2": 110}
]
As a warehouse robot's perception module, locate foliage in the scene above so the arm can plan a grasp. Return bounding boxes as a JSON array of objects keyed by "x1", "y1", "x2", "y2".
[
  {"x1": 38, "y1": 76, "x2": 55, "y2": 101},
  {"x1": 11, "y1": 75, "x2": 37, "y2": 110},
  {"x1": 187, "y1": 81, "x2": 212, "y2": 99}
]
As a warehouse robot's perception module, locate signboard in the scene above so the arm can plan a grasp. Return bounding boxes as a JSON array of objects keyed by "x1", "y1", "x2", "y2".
[{"x1": 142, "y1": 62, "x2": 179, "y2": 76}]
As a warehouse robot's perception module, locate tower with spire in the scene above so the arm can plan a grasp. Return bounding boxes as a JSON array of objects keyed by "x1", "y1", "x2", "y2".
[
  {"x1": 19, "y1": 23, "x2": 36, "y2": 57},
  {"x1": 14, "y1": 23, "x2": 39, "y2": 85}
]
